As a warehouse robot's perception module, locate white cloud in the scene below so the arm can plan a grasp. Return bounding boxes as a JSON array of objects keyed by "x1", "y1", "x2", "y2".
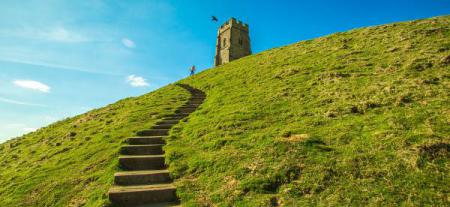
[
  {"x1": 23, "y1": 127, "x2": 37, "y2": 133},
  {"x1": 0, "y1": 97, "x2": 48, "y2": 107},
  {"x1": 122, "y1": 38, "x2": 135, "y2": 48},
  {"x1": 44, "y1": 27, "x2": 88, "y2": 42},
  {"x1": 13, "y1": 79, "x2": 50, "y2": 93},
  {"x1": 126, "y1": 75, "x2": 149, "y2": 87},
  {"x1": 0, "y1": 124, "x2": 37, "y2": 141},
  {"x1": 0, "y1": 58, "x2": 121, "y2": 76},
  {"x1": 0, "y1": 26, "x2": 89, "y2": 43}
]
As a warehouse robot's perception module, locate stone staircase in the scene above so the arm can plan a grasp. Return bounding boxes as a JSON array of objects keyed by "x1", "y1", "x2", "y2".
[{"x1": 109, "y1": 84, "x2": 205, "y2": 207}]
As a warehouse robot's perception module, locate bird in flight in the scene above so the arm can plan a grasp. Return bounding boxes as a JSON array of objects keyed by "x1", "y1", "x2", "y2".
[{"x1": 211, "y1": 16, "x2": 218, "y2": 22}]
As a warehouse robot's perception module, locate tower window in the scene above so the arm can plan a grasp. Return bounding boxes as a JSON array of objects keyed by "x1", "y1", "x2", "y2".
[
  {"x1": 223, "y1": 38, "x2": 227, "y2": 47},
  {"x1": 239, "y1": 38, "x2": 243, "y2": 45}
]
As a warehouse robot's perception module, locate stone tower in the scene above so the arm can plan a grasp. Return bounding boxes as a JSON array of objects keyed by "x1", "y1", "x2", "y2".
[{"x1": 214, "y1": 17, "x2": 251, "y2": 66}]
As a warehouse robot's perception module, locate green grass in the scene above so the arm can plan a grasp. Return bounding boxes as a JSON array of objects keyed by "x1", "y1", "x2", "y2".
[
  {"x1": 167, "y1": 15, "x2": 450, "y2": 206},
  {"x1": 0, "y1": 85, "x2": 190, "y2": 206},
  {"x1": 1, "y1": 15, "x2": 449, "y2": 206}
]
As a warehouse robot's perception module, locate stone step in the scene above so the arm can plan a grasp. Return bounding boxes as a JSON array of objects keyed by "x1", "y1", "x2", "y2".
[
  {"x1": 180, "y1": 107, "x2": 199, "y2": 111},
  {"x1": 189, "y1": 97, "x2": 205, "y2": 101},
  {"x1": 160, "y1": 117, "x2": 185, "y2": 122},
  {"x1": 170, "y1": 112, "x2": 190, "y2": 117},
  {"x1": 136, "y1": 202, "x2": 180, "y2": 207},
  {"x1": 119, "y1": 155, "x2": 166, "y2": 170},
  {"x1": 121, "y1": 144, "x2": 164, "y2": 155},
  {"x1": 165, "y1": 113, "x2": 189, "y2": 118},
  {"x1": 151, "y1": 124, "x2": 174, "y2": 130},
  {"x1": 163, "y1": 116, "x2": 187, "y2": 121},
  {"x1": 137, "y1": 129, "x2": 169, "y2": 136},
  {"x1": 177, "y1": 106, "x2": 198, "y2": 109},
  {"x1": 156, "y1": 120, "x2": 179, "y2": 125},
  {"x1": 190, "y1": 90, "x2": 204, "y2": 94},
  {"x1": 109, "y1": 184, "x2": 177, "y2": 206},
  {"x1": 115, "y1": 170, "x2": 171, "y2": 186},
  {"x1": 191, "y1": 96, "x2": 205, "y2": 100},
  {"x1": 188, "y1": 101, "x2": 204, "y2": 104},
  {"x1": 127, "y1": 137, "x2": 165, "y2": 145},
  {"x1": 189, "y1": 96, "x2": 204, "y2": 99},
  {"x1": 185, "y1": 89, "x2": 201, "y2": 93},
  {"x1": 182, "y1": 104, "x2": 201, "y2": 107},
  {"x1": 188, "y1": 95, "x2": 203, "y2": 99},
  {"x1": 109, "y1": 84, "x2": 205, "y2": 206},
  {"x1": 175, "y1": 108, "x2": 197, "y2": 113},
  {"x1": 174, "y1": 110, "x2": 195, "y2": 114}
]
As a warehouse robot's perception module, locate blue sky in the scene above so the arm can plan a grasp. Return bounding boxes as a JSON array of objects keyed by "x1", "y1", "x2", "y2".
[{"x1": 1, "y1": 0, "x2": 449, "y2": 142}]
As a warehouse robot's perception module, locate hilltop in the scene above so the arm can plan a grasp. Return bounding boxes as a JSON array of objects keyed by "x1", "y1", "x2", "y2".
[{"x1": 0, "y1": 15, "x2": 449, "y2": 206}]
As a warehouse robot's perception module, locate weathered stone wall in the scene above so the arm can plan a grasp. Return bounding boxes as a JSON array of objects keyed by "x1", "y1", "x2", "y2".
[{"x1": 214, "y1": 18, "x2": 251, "y2": 66}]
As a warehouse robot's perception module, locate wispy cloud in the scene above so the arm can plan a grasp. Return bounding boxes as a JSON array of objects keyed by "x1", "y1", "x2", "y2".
[
  {"x1": 0, "y1": 58, "x2": 121, "y2": 76},
  {"x1": 13, "y1": 79, "x2": 50, "y2": 93},
  {"x1": 122, "y1": 38, "x2": 135, "y2": 48},
  {"x1": 39, "y1": 27, "x2": 89, "y2": 43},
  {"x1": 23, "y1": 127, "x2": 37, "y2": 133},
  {"x1": 0, "y1": 26, "x2": 89, "y2": 43},
  {"x1": 0, "y1": 97, "x2": 48, "y2": 107},
  {"x1": 126, "y1": 75, "x2": 149, "y2": 87}
]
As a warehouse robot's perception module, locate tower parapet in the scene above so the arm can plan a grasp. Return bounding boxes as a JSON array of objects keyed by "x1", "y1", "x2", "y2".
[{"x1": 214, "y1": 18, "x2": 251, "y2": 66}]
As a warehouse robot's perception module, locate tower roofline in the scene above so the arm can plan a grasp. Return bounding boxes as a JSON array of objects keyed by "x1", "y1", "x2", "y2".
[{"x1": 219, "y1": 17, "x2": 249, "y2": 31}]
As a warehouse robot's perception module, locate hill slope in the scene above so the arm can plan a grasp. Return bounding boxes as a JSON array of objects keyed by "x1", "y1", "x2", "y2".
[
  {"x1": 0, "y1": 85, "x2": 190, "y2": 206},
  {"x1": 0, "y1": 15, "x2": 449, "y2": 206},
  {"x1": 170, "y1": 15, "x2": 450, "y2": 206}
]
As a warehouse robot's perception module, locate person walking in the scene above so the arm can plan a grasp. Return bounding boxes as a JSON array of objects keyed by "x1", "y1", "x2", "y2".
[{"x1": 190, "y1": 65, "x2": 196, "y2": 76}]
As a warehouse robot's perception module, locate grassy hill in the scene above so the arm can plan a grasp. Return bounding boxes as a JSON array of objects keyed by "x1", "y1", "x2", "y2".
[
  {"x1": 0, "y1": 85, "x2": 190, "y2": 206},
  {"x1": 1, "y1": 15, "x2": 449, "y2": 206}
]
